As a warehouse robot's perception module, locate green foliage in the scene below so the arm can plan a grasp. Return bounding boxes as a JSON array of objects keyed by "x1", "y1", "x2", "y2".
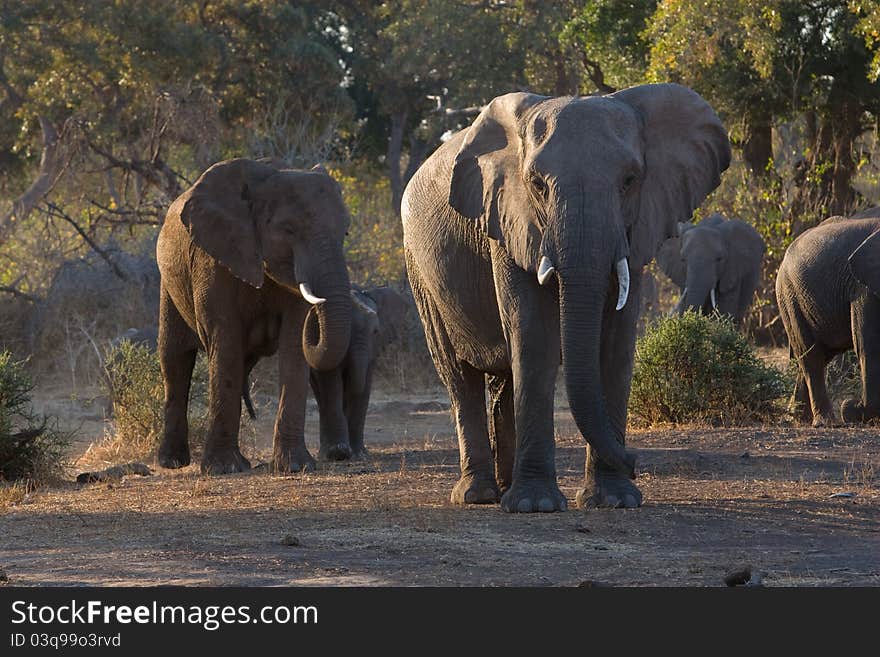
[
  {"x1": 103, "y1": 341, "x2": 208, "y2": 459},
  {"x1": 0, "y1": 351, "x2": 70, "y2": 481},
  {"x1": 629, "y1": 312, "x2": 790, "y2": 425}
]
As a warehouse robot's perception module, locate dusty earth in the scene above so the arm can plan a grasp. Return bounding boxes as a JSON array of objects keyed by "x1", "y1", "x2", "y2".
[{"x1": 2, "y1": 365, "x2": 878, "y2": 588}]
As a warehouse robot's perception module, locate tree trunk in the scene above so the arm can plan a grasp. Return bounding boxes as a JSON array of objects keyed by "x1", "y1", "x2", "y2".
[
  {"x1": 387, "y1": 111, "x2": 407, "y2": 216},
  {"x1": 743, "y1": 114, "x2": 774, "y2": 176},
  {"x1": 0, "y1": 116, "x2": 62, "y2": 245}
]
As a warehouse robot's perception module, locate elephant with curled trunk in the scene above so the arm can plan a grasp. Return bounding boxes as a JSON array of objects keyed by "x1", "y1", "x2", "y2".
[
  {"x1": 402, "y1": 84, "x2": 730, "y2": 512},
  {"x1": 156, "y1": 158, "x2": 352, "y2": 475},
  {"x1": 310, "y1": 285, "x2": 410, "y2": 460},
  {"x1": 776, "y1": 208, "x2": 880, "y2": 426},
  {"x1": 656, "y1": 213, "x2": 765, "y2": 325}
]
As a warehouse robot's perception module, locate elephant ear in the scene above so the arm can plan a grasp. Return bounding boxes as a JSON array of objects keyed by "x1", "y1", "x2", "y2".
[
  {"x1": 177, "y1": 158, "x2": 279, "y2": 287},
  {"x1": 611, "y1": 83, "x2": 731, "y2": 268},
  {"x1": 449, "y1": 92, "x2": 550, "y2": 272},
  {"x1": 849, "y1": 229, "x2": 880, "y2": 296},
  {"x1": 718, "y1": 219, "x2": 766, "y2": 293},
  {"x1": 654, "y1": 236, "x2": 686, "y2": 289}
]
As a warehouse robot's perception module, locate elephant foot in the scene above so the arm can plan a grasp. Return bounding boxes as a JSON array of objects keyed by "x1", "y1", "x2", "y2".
[
  {"x1": 273, "y1": 444, "x2": 317, "y2": 473},
  {"x1": 319, "y1": 442, "x2": 353, "y2": 462},
  {"x1": 841, "y1": 399, "x2": 878, "y2": 424},
  {"x1": 451, "y1": 473, "x2": 500, "y2": 505},
  {"x1": 811, "y1": 413, "x2": 838, "y2": 428},
  {"x1": 500, "y1": 478, "x2": 567, "y2": 513},
  {"x1": 201, "y1": 447, "x2": 250, "y2": 475},
  {"x1": 577, "y1": 471, "x2": 642, "y2": 509},
  {"x1": 350, "y1": 445, "x2": 369, "y2": 461},
  {"x1": 157, "y1": 441, "x2": 190, "y2": 469}
]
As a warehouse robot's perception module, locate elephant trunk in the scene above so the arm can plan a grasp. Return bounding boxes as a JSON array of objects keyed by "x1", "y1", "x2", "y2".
[
  {"x1": 555, "y1": 208, "x2": 636, "y2": 479},
  {"x1": 302, "y1": 251, "x2": 352, "y2": 371},
  {"x1": 679, "y1": 267, "x2": 716, "y2": 315}
]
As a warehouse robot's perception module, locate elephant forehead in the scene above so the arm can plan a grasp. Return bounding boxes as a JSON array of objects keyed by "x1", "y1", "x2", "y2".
[
  {"x1": 555, "y1": 98, "x2": 642, "y2": 142},
  {"x1": 681, "y1": 227, "x2": 724, "y2": 256}
]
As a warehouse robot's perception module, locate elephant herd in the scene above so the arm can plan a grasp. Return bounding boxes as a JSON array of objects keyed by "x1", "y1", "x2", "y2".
[{"x1": 153, "y1": 82, "x2": 880, "y2": 513}]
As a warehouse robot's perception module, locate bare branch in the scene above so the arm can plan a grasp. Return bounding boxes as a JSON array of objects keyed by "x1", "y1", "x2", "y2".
[
  {"x1": 581, "y1": 54, "x2": 616, "y2": 95},
  {"x1": 43, "y1": 202, "x2": 131, "y2": 282}
]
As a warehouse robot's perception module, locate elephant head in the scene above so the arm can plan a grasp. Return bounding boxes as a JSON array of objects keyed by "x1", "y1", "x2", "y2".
[
  {"x1": 175, "y1": 158, "x2": 352, "y2": 370},
  {"x1": 657, "y1": 214, "x2": 765, "y2": 318},
  {"x1": 448, "y1": 83, "x2": 730, "y2": 476}
]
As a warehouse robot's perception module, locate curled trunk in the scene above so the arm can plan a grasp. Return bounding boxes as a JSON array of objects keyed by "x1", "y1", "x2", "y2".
[{"x1": 302, "y1": 256, "x2": 352, "y2": 371}]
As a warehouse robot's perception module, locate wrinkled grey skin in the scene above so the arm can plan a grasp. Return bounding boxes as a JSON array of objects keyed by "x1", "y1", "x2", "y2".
[
  {"x1": 402, "y1": 84, "x2": 730, "y2": 512},
  {"x1": 656, "y1": 213, "x2": 765, "y2": 325},
  {"x1": 156, "y1": 158, "x2": 352, "y2": 475},
  {"x1": 776, "y1": 208, "x2": 880, "y2": 426},
  {"x1": 310, "y1": 286, "x2": 410, "y2": 460}
]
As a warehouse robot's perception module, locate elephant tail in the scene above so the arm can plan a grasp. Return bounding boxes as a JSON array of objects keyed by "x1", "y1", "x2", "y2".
[{"x1": 242, "y1": 381, "x2": 256, "y2": 420}]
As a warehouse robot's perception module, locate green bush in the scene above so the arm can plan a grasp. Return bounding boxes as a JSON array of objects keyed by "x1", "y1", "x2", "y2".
[
  {"x1": 0, "y1": 351, "x2": 70, "y2": 481},
  {"x1": 629, "y1": 312, "x2": 790, "y2": 425},
  {"x1": 102, "y1": 341, "x2": 209, "y2": 460}
]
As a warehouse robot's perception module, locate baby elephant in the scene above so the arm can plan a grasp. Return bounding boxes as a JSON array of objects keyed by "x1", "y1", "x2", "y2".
[
  {"x1": 656, "y1": 213, "x2": 765, "y2": 325},
  {"x1": 776, "y1": 209, "x2": 880, "y2": 425},
  {"x1": 310, "y1": 286, "x2": 409, "y2": 460}
]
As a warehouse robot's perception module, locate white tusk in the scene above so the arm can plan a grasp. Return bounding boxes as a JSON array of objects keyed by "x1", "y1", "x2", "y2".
[
  {"x1": 710, "y1": 288, "x2": 717, "y2": 309},
  {"x1": 299, "y1": 283, "x2": 327, "y2": 305},
  {"x1": 351, "y1": 291, "x2": 377, "y2": 315},
  {"x1": 537, "y1": 256, "x2": 556, "y2": 286},
  {"x1": 615, "y1": 258, "x2": 630, "y2": 311}
]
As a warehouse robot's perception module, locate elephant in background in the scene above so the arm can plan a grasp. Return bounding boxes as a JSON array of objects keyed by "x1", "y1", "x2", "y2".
[
  {"x1": 656, "y1": 213, "x2": 765, "y2": 325},
  {"x1": 156, "y1": 158, "x2": 352, "y2": 474},
  {"x1": 310, "y1": 285, "x2": 410, "y2": 460},
  {"x1": 402, "y1": 83, "x2": 730, "y2": 512},
  {"x1": 776, "y1": 209, "x2": 880, "y2": 426}
]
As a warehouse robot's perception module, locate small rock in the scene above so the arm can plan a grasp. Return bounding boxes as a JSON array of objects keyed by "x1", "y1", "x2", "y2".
[
  {"x1": 740, "y1": 451, "x2": 750, "y2": 459},
  {"x1": 0, "y1": 569, "x2": 8, "y2": 582},
  {"x1": 578, "y1": 580, "x2": 610, "y2": 588},
  {"x1": 829, "y1": 491, "x2": 856, "y2": 499},
  {"x1": 280, "y1": 534, "x2": 300, "y2": 547},
  {"x1": 575, "y1": 524, "x2": 591, "y2": 534},
  {"x1": 724, "y1": 566, "x2": 752, "y2": 587}
]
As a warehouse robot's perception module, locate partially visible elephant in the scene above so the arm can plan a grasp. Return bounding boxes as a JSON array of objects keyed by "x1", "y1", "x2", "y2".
[
  {"x1": 156, "y1": 158, "x2": 352, "y2": 474},
  {"x1": 310, "y1": 285, "x2": 410, "y2": 460},
  {"x1": 776, "y1": 209, "x2": 880, "y2": 426},
  {"x1": 656, "y1": 213, "x2": 765, "y2": 325},
  {"x1": 402, "y1": 83, "x2": 730, "y2": 512}
]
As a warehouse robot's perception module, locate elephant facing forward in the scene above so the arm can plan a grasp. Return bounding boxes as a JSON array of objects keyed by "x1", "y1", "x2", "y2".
[
  {"x1": 310, "y1": 285, "x2": 410, "y2": 460},
  {"x1": 402, "y1": 84, "x2": 730, "y2": 512},
  {"x1": 776, "y1": 209, "x2": 880, "y2": 426},
  {"x1": 656, "y1": 213, "x2": 765, "y2": 325},
  {"x1": 156, "y1": 158, "x2": 352, "y2": 474}
]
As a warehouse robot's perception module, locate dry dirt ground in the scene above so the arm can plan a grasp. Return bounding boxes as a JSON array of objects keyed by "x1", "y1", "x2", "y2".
[{"x1": 2, "y1": 369, "x2": 879, "y2": 588}]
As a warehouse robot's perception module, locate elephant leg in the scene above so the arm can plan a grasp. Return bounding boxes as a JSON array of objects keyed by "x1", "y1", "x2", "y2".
[
  {"x1": 801, "y1": 344, "x2": 835, "y2": 427},
  {"x1": 311, "y1": 367, "x2": 352, "y2": 461},
  {"x1": 790, "y1": 370, "x2": 811, "y2": 424},
  {"x1": 842, "y1": 297, "x2": 880, "y2": 422},
  {"x1": 578, "y1": 269, "x2": 643, "y2": 509},
  {"x1": 344, "y1": 365, "x2": 372, "y2": 460},
  {"x1": 273, "y1": 304, "x2": 317, "y2": 473},
  {"x1": 486, "y1": 372, "x2": 515, "y2": 493},
  {"x1": 493, "y1": 247, "x2": 566, "y2": 513},
  {"x1": 157, "y1": 285, "x2": 199, "y2": 469},
  {"x1": 407, "y1": 256, "x2": 498, "y2": 504},
  {"x1": 201, "y1": 334, "x2": 251, "y2": 475}
]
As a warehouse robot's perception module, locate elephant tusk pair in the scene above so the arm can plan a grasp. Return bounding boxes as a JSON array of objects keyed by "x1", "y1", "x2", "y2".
[
  {"x1": 536, "y1": 256, "x2": 630, "y2": 311},
  {"x1": 300, "y1": 283, "x2": 326, "y2": 305}
]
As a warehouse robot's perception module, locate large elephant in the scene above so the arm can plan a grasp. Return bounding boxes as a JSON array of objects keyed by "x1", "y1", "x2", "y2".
[
  {"x1": 656, "y1": 213, "x2": 765, "y2": 325},
  {"x1": 156, "y1": 158, "x2": 352, "y2": 474},
  {"x1": 776, "y1": 209, "x2": 880, "y2": 426},
  {"x1": 310, "y1": 285, "x2": 410, "y2": 460},
  {"x1": 402, "y1": 84, "x2": 730, "y2": 512}
]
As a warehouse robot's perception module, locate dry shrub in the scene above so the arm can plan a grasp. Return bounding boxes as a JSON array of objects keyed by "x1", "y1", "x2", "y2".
[
  {"x1": 0, "y1": 351, "x2": 71, "y2": 482},
  {"x1": 629, "y1": 312, "x2": 790, "y2": 426},
  {"x1": 99, "y1": 341, "x2": 208, "y2": 461}
]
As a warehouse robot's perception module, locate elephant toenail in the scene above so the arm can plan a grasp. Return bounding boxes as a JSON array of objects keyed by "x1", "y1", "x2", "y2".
[
  {"x1": 517, "y1": 498, "x2": 533, "y2": 513},
  {"x1": 605, "y1": 494, "x2": 620, "y2": 508},
  {"x1": 623, "y1": 494, "x2": 637, "y2": 508},
  {"x1": 464, "y1": 489, "x2": 477, "y2": 503},
  {"x1": 537, "y1": 498, "x2": 555, "y2": 512}
]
